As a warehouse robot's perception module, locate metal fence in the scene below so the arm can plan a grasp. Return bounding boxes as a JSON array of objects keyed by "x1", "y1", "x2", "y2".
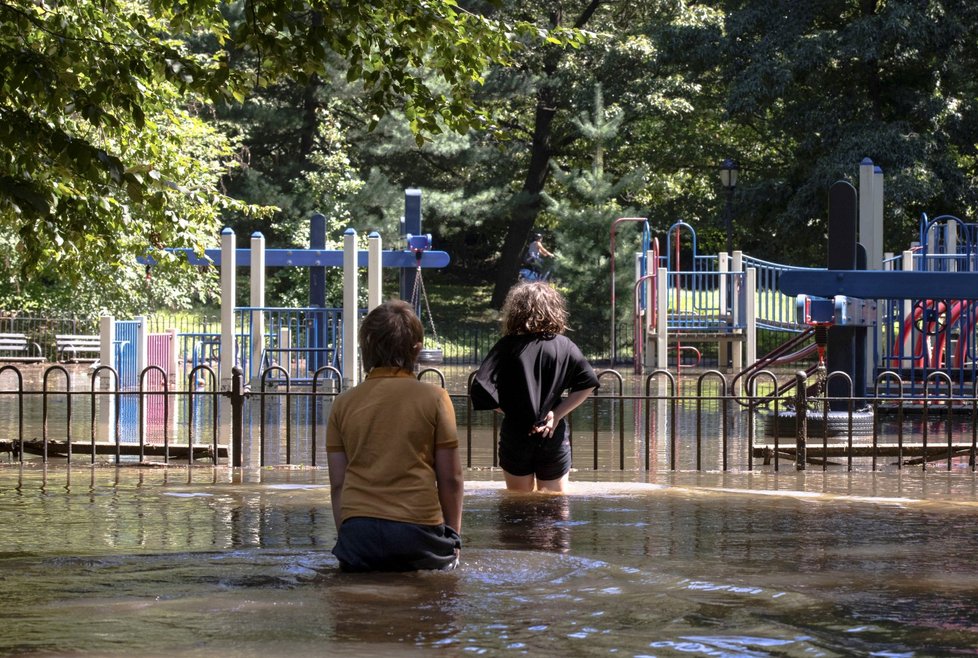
[
  {"x1": 0, "y1": 314, "x2": 99, "y2": 362},
  {"x1": 0, "y1": 364, "x2": 975, "y2": 473}
]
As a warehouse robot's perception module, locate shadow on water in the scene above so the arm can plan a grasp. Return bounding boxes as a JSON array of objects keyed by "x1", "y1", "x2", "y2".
[{"x1": 0, "y1": 467, "x2": 976, "y2": 655}]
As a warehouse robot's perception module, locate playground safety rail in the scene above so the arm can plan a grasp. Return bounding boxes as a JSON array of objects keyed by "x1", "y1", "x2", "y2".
[{"x1": 739, "y1": 255, "x2": 823, "y2": 331}]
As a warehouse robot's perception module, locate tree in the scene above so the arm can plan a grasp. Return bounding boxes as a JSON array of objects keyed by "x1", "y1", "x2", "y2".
[
  {"x1": 0, "y1": 0, "x2": 581, "y2": 311},
  {"x1": 541, "y1": 84, "x2": 646, "y2": 353},
  {"x1": 482, "y1": 0, "x2": 730, "y2": 308},
  {"x1": 486, "y1": 0, "x2": 604, "y2": 308},
  {"x1": 707, "y1": 0, "x2": 978, "y2": 263},
  {"x1": 0, "y1": 1, "x2": 255, "y2": 275}
]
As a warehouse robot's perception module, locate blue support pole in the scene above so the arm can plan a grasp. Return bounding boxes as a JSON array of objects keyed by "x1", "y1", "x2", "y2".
[
  {"x1": 826, "y1": 181, "x2": 859, "y2": 407},
  {"x1": 780, "y1": 271, "x2": 978, "y2": 300},
  {"x1": 309, "y1": 213, "x2": 327, "y2": 374},
  {"x1": 146, "y1": 248, "x2": 449, "y2": 269},
  {"x1": 309, "y1": 213, "x2": 327, "y2": 307},
  {"x1": 401, "y1": 188, "x2": 422, "y2": 303}
]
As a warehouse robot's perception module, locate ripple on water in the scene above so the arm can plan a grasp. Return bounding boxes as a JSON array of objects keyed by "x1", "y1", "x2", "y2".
[{"x1": 0, "y1": 543, "x2": 949, "y2": 656}]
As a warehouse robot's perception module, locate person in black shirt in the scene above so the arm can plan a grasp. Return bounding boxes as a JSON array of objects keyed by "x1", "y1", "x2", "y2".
[{"x1": 470, "y1": 282, "x2": 599, "y2": 492}]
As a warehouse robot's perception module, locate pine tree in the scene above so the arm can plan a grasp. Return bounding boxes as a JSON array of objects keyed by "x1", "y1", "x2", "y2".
[{"x1": 542, "y1": 85, "x2": 646, "y2": 354}]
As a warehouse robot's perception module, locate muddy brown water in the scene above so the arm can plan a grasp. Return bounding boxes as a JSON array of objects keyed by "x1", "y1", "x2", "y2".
[{"x1": 0, "y1": 466, "x2": 976, "y2": 656}]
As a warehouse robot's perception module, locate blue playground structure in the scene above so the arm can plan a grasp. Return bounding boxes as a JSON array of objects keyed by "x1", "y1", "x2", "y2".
[
  {"x1": 136, "y1": 189, "x2": 450, "y2": 390},
  {"x1": 623, "y1": 158, "x2": 978, "y2": 404}
]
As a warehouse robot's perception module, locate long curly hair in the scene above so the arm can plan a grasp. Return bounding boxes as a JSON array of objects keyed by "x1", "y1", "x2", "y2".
[{"x1": 500, "y1": 282, "x2": 568, "y2": 336}]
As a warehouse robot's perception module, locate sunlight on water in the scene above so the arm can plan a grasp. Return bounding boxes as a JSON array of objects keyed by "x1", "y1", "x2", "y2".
[{"x1": 0, "y1": 465, "x2": 976, "y2": 655}]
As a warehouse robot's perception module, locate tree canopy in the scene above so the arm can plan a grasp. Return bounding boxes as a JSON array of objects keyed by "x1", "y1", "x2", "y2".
[
  {"x1": 0, "y1": 0, "x2": 580, "y2": 313},
  {"x1": 5, "y1": 0, "x2": 978, "y2": 329}
]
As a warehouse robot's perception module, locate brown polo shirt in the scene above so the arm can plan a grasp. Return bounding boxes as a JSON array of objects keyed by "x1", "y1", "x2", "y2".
[{"x1": 326, "y1": 367, "x2": 459, "y2": 527}]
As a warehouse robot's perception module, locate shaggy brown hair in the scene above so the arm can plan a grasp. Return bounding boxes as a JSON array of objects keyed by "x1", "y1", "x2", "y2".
[
  {"x1": 500, "y1": 281, "x2": 568, "y2": 336},
  {"x1": 358, "y1": 299, "x2": 424, "y2": 371}
]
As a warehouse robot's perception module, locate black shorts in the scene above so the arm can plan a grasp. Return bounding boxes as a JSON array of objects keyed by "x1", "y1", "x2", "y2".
[
  {"x1": 498, "y1": 428, "x2": 572, "y2": 481},
  {"x1": 332, "y1": 517, "x2": 461, "y2": 572}
]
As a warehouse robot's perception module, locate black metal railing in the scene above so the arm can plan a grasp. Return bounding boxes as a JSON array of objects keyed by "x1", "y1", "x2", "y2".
[
  {"x1": 0, "y1": 363, "x2": 976, "y2": 473},
  {"x1": 0, "y1": 314, "x2": 99, "y2": 362}
]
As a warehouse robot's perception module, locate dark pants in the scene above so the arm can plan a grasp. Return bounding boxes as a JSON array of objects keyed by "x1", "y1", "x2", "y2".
[{"x1": 332, "y1": 517, "x2": 461, "y2": 572}]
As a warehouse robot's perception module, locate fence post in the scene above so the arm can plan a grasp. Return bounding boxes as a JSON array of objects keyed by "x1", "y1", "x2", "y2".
[
  {"x1": 250, "y1": 231, "x2": 266, "y2": 385},
  {"x1": 342, "y1": 228, "x2": 360, "y2": 389},
  {"x1": 795, "y1": 370, "x2": 807, "y2": 471},
  {"x1": 99, "y1": 315, "x2": 114, "y2": 389},
  {"x1": 167, "y1": 328, "x2": 178, "y2": 388},
  {"x1": 135, "y1": 315, "x2": 148, "y2": 376},
  {"x1": 229, "y1": 366, "x2": 245, "y2": 467},
  {"x1": 743, "y1": 264, "x2": 756, "y2": 373},
  {"x1": 654, "y1": 267, "x2": 668, "y2": 369},
  {"x1": 220, "y1": 227, "x2": 237, "y2": 391},
  {"x1": 368, "y1": 231, "x2": 383, "y2": 311}
]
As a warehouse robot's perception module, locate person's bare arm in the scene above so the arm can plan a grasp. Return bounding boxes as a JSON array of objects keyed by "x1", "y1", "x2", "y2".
[
  {"x1": 434, "y1": 447, "x2": 464, "y2": 534},
  {"x1": 532, "y1": 387, "x2": 597, "y2": 438},
  {"x1": 327, "y1": 451, "x2": 348, "y2": 532}
]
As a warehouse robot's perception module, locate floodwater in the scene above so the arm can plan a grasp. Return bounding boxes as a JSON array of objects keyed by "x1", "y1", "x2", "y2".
[
  {"x1": 2, "y1": 365, "x2": 978, "y2": 655},
  {"x1": 1, "y1": 465, "x2": 977, "y2": 656}
]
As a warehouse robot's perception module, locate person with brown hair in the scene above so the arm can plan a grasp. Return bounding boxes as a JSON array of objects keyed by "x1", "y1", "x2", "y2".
[
  {"x1": 469, "y1": 282, "x2": 599, "y2": 493},
  {"x1": 327, "y1": 299, "x2": 463, "y2": 571}
]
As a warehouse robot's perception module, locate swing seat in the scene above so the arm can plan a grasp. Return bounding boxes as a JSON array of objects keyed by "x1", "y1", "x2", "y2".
[
  {"x1": 410, "y1": 263, "x2": 442, "y2": 366},
  {"x1": 417, "y1": 347, "x2": 443, "y2": 365}
]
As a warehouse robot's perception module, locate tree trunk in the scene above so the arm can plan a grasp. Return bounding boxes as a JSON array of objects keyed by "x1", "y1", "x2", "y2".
[
  {"x1": 299, "y1": 73, "x2": 321, "y2": 163},
  {"x1": 489, "y1": 99, "x2": 557, "y2": 308},
  {"x1": 489, "y1": 1, "x2": 604, "y2": 309}
]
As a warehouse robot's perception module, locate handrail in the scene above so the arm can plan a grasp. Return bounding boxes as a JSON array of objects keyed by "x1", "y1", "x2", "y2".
[{"x1": 731, "y1": 326, "x2": 817, "y2": 406}]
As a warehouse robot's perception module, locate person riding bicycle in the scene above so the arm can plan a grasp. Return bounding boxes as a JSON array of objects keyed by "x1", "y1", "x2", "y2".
[{"x1": 522, "y1": 233, "x2": 553, "y2": 277}]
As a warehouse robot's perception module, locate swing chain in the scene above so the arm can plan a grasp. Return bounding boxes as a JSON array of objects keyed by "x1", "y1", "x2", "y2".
[
  {"x1": 811, "y1": 361, "x2": 828, "y2": 412},
  {"x1": 809, "y1": 323, "x2": 829, "y2": 412},
  {"x1": 411, "y1": 264, "x2": 440, "y2": 346}
]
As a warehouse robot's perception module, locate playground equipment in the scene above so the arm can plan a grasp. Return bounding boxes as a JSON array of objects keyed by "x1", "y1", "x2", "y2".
[
  {"x1": 406, "y1": 232, "x2": 444, "y2": 365},
  {"x1": 602, "y1": 156, "x2": 978, "y2": 412},
  {"x1": 140, "y1": 189, "x2": 450, "y2": 390},
  {"x1": 780, "y1": 189, "x2": 978, "y2": 402},
  {"x1": 880, "y1": 216, "x2": 978, "y2": 381},
  {"x1": 623, "y1": 159, "x2": 909, "y2": 409},
  {"x1": 663, "y1": 221, "x2": 755, "y2": 377},
  {"x1": 613, "y1": 212, "x2": 839, "y2": 378},
  {"x1": 609, "y1": 217, "x2": 654, "y2": 370},
  {"x1": 624, "y1": 220, "x2": 758, "y2": 380}
]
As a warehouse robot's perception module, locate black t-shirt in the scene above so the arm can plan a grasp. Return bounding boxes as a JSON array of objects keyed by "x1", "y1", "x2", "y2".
[{"x1": 470, "y1": 333, "x2": 599, "y2": 437}]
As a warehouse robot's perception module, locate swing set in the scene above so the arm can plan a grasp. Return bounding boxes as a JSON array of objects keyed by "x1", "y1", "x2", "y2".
[{"x1": 406, "y1": 233, "x2": 444, "y2": 365}]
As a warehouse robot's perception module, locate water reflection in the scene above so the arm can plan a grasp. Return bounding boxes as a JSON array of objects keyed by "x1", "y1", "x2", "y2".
[
  {"x1": 315, "y1": 570, "x2": 462, "y2": 646},
  {"x1": 496, "y1": 492, "x2": 572, "y2": 553}
]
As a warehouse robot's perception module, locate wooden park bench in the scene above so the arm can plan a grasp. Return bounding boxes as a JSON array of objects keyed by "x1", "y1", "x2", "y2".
[
  {"x1": 0, "y1": 333, "x2": 46, "y2": 363},
  {"x1": 55, "y1": 334, "x2": 101, "y2": 363}
]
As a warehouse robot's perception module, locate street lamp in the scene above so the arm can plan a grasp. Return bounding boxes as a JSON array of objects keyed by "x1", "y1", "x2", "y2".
[
  {"x1": 718, "y1": 158, "x2": 739, "y2": 370},
  {"x1": 719, "y1": 158, "x2": 739, "y2": 255}
]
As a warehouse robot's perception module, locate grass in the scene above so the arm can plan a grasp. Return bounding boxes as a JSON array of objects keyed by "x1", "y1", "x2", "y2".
[{"x1": 424, "y1": 280, "x2": 496, "y2": 325}]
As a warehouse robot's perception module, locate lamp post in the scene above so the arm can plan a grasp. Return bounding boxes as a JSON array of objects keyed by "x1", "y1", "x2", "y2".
[
  {"x1": 719, "y1": 158, "x2": 739, "y2": 255},
  {"x1": 719, "y1": 158, "x2": 739, "y2": 370}
]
